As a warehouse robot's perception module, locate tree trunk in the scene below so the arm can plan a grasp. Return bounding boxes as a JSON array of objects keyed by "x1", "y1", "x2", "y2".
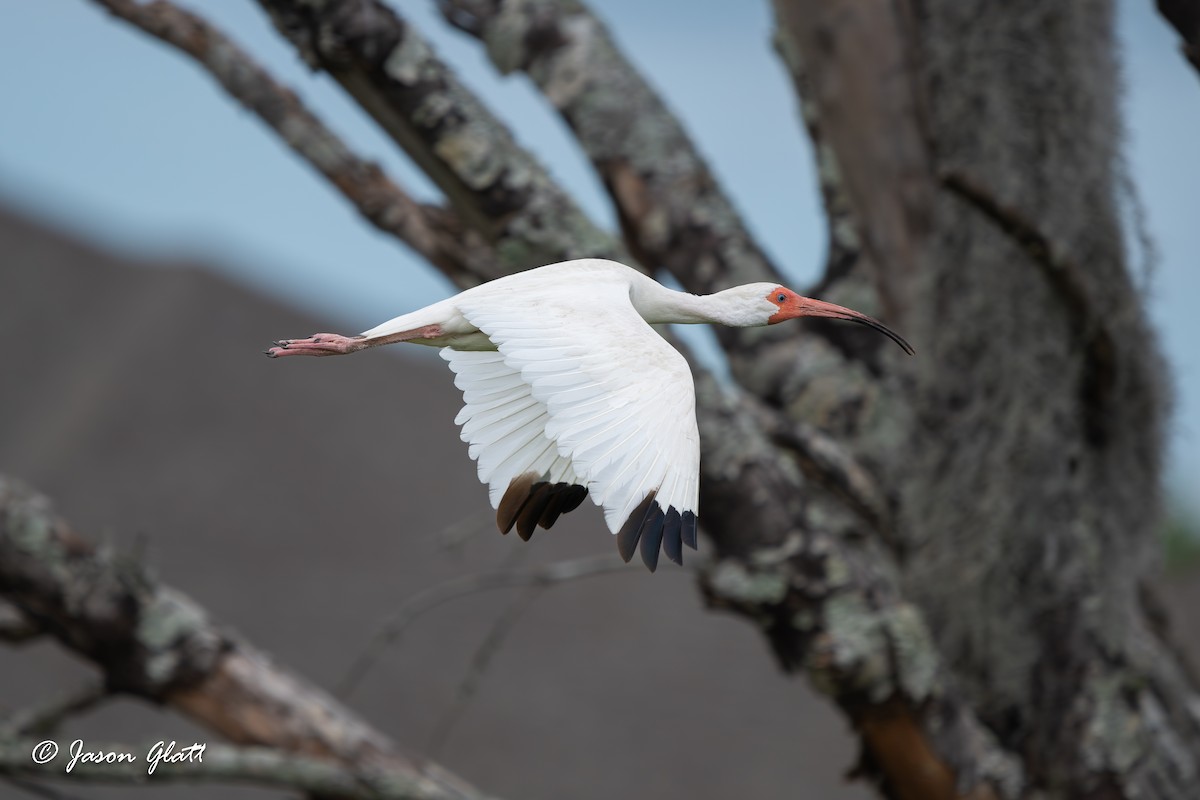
[{"x1": 772, "y1": 0, "x2": 1197, "y2": 797}]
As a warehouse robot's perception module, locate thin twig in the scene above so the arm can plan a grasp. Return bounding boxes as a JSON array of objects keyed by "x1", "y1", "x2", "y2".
[
  {"x1": 337, "y1": 554, "x2": 637, "y2": 699},
  {"x1": 0, "y1": 682, "x2": 108, "y2": 740},
  {"x1": 433, "y1": 510, "x2": 500, "y2": 554},
  {"x1": 88, "y1": 0, "x2": 499, "y2": 286},
  {"x1": 427, "y1": 585, "x2": 543, "y2": 757}
]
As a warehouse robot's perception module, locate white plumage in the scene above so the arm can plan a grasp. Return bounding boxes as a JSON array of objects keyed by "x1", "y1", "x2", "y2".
[{"x1": 266, "y1": 258, "x2": 912, "y2": 570}]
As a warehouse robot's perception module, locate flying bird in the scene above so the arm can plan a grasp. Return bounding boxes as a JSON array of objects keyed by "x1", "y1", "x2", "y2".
[{"x1": 266, "y1": 259, "x2": 912, "y2": 570}]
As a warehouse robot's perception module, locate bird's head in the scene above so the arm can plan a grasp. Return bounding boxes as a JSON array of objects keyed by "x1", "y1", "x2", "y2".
[{"x1": 763, "y1": 286, "x2": 914, "y2": 355}]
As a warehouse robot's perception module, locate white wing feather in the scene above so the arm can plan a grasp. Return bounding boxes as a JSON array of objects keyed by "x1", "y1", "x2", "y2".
[
  {"x1": 452, "y1": 281, "x2": 700, "y2": 536},
  {"x1": 442, "y1": 349, "x2": 579, "y2": 509}
]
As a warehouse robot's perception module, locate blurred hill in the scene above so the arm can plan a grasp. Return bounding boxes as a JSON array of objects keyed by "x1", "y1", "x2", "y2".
[{"x1": 2, "y1": 204, "x2": 1198, "y2": 800}]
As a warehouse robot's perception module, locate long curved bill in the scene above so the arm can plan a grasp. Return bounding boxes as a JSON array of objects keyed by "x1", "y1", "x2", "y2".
[{"x1": 799, "y1": 298, "x2": 915, "y2": 356}]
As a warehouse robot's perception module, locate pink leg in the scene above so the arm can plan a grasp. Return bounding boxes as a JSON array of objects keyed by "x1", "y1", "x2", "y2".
[
  {"x1": 264, "y1": 325, "x2": 442, "y2": 358},
  {"x1": 265, "y1": 333, "x2": 365, "y2": 358}
]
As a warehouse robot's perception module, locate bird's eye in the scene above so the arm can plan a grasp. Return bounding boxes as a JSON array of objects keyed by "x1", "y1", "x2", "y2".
[{"x1": 777, "y1": 293, "x2": 787, "y2": 303}]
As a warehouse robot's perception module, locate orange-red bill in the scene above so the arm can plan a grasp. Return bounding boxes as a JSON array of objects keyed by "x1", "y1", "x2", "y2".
[{"x1": 797, "y1": 298, "x2": 915, "y2": 356}]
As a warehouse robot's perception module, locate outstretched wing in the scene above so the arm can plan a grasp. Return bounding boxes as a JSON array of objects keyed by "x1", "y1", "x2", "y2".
[{"x1": 449, "y1": 281, "x2": 699, "y2": 570}]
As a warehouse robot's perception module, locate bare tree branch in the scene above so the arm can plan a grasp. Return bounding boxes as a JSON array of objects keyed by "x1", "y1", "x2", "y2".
[
  {"x1": 90, "y1": 0, "x2": 501, "y2": 287},
  {"x1": 338, "y1": 553, "x2": 635, "y2": 698},
  {"x1": 432, "y1": 3, "x2": 783, "y2": 290},
  {"x1": 256, "y1": 0, "x2": 624, "y2": 270},
  {"x1": 0, "y1": 738, "x2": 461, "y2": 800},
  {"x1": 427, "y1": 586, "x2": 542, "y2": 758},
  {"x1": 771, "y1": 21, "x2": 861, "y2": 286},
  {"x1": 0, "y1": 476, "x2": 494, "y2": 800}
]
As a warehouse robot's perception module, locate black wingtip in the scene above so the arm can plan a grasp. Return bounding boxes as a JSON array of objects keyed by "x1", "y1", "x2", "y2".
[
  {"x1": 681, "y1": 511, "x2": 698, "y2": 550},
  {"x1": 538, "y1": 484, "x2": 589, "y2": 531},
  {"x1": 617, "y1": 493, "x2": 656, "y2": 563},
  {"x1": 639, "y1": 506, "x2": 666, "y2": 572},
  {"x1": 661, "y1": 508, "x2": 683, "y2": 565},
  {"x1": 617, "y1": 495, "x2": 689, "y2": 571}
]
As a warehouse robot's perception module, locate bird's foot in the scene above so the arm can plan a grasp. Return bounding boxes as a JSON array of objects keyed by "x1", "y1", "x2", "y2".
[{"x1": 265, "y1": 333, "x2": 364, "y2": 358}]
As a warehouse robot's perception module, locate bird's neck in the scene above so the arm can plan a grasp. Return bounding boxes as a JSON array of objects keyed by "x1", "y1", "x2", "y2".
[{"x1": 631, "y1": 277, "x2": 763, "y2": 327}]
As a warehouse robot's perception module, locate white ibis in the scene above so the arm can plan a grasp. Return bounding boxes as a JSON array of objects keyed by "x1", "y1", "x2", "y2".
[{"x1": 266, "y1": 259, "x2": 912, "y2": 570}]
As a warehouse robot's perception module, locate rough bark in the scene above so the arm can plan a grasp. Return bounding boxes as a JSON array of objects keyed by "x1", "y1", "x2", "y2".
[{"x1": 693, "y1": 373, "x2": 1023, "y2": 799}]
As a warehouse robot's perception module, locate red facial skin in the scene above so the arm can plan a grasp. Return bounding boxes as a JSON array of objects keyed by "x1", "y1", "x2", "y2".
[{"x1": 765, "y1": 287, "x2": 915, "y2": 355}]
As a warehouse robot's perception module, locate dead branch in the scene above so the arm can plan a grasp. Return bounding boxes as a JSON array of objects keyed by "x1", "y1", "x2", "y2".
[
  {"x1": 0, "y1": 738, "x2": 454, "y2": 799},
  {"x1": 338, "y1": 553, "x2": 636, "y2": 698},
  {"x1": 0, "y1": 475, "x2": 494, "y2": 800},
  {"x1": 434, "y1": 1, "x2": 782, "y2": 287},
  {"x1": 427, "y1": 586, "x2": 542, "y2": 758},
  {"x1": 90, "y1": 0, "x2": 500, "y2": 287},
  {"x1": 256, "y1": 0, "x2": 625, "y2": 270}
]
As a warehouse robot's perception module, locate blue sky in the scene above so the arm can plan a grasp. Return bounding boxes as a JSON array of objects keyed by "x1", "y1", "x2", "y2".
[{"x1": 1, "y1": 1, "x2": 1197, "y2": 504}]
